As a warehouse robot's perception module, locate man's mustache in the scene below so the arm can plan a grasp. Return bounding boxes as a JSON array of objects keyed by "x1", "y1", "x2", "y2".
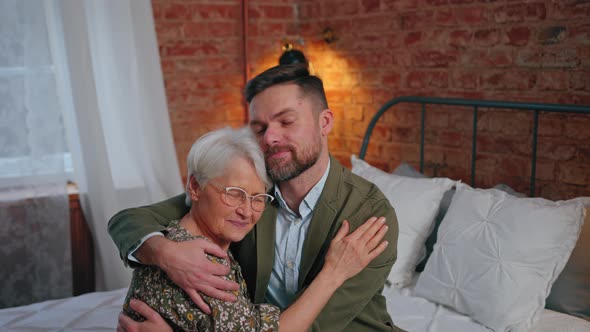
[{"x1": 265, "y1": 145, "x2": 295, "y2": 158}]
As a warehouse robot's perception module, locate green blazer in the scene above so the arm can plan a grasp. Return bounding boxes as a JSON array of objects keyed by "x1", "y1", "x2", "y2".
[{"x1": 108, "y1": 156, "x2": 404, "y2": 331}]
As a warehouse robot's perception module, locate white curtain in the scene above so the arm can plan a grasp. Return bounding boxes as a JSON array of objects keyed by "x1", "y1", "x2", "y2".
[
  {"x1": 56, "y1": 0, "x2": 183, "y2": 291},
  {"x1": 0, "y1": 0, "x2": 71, "y2": 308},
  {"x1": 0, "y1": 0, "x2": 181, "y2": 305}
]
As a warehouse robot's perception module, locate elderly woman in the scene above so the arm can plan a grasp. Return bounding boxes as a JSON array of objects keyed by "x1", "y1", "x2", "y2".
[{"x1": 122, "y1": 127, "x2": 388, "y2": 331}]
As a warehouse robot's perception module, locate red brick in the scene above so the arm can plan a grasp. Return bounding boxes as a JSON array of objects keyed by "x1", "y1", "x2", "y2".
[
  {"x1": 348, "y1": 34, "x2": 385, "y2": 51},
  {"x1": 425, "y1": 109, "x2": 450, "y2": 129},
  {"x1": 211, "y1": 90, "x2": 243, "y2": 107},
  {"x1": 444, "y1": 148, "x2": 469, "y2": 168},
  {"x1": 191, "y1": 4, "x2": 241, "y2": 19},
  {"x1": 400, "y1": 10, "x2": 435, "y2": 30},
  {"x1": 155, "y1": 22, "x2": 183, "y2": 42},
  {"x1": 413, "y1": 50, "x2": 458, "y2": 68},
  {"x1": 449, "y1": 109, "x2": 473, "y2": 131},
  {"x1": 299, "y1": 2, "x2": 322, "y2": 18},
  {"x1": 404, "y1": 31, "x2": 422, "y2": 46},
  {"x1": 325, "y1": 88, "x2": 353, "y2": 103},
  {"x1": 382, "y1": 0, "x2": 419, "y2": 11},
  {"x1": 172, "y1": 58, "x2": 240, "y2": 75},
  {"x1": 558, "y1": 162, "x2": 590, "y2": 185},
  {"x1": 391, "y1": 126, "x2": 419, "y2": 143},
  {"x1": 360, "y1": 70, "x2": 381, "y2": 86},
  {"x1": 474, "y1": 29, "x2": 500, "y2": 47},
  {"x1": 461, "y1": 49, "x2": 513, "y2": 67},
  {"x1": 423, "y1": 147, "x2": 445, "y2": 164},
  {"x1": 434, "y1": 8, "x2": 456, "y2": 26},
  {"x1": 181, "y1": 21, "x2": 210, "y2": 40},
  {"x1": 438, "y1": 131, "x2": 464, "y2": 147},
  {"x1": 258, "y1": 5, "x2": 295, "y2": 19},
  {"x1": 321, "y1": 18, "x2": 354, "y2": 36},
  {"x1": 538, "y1": 114, "x2": 564, "y2": 137},
  {"x1": 565, "y1": 116, "x2": 590, "y2": 140},
  {"x1": 162, "y1": 3, "x2": 191, "y2": 20},
  {"x1": 480, "y1": 71, "x2": 536, "y2": 91},
  {"x1": 426, "y1": 0, "x2": 448, "y2": 5},
  {"x1": 451, "y1": 70, "x2": 478, "y2": 90},
  {"x1": 345, "y1": 105, "x2": 365, "y2": 122},
  {"x1": 406, "y1": 71, "x2": 448, "y2": 89},
  {"x1": 494, "y1": 3, "x2": 546, "y2": 23},
  {"x1": 388, "y1": 107, "x2": 421, "y2": 126},
  {"x1": 321, "y1": 70, "x2": 358, "y2": 88},
  {"x1": 449, "y1": 30, "x2": 472, "y2": 48},
  {"x1": 535, "y1": 160, "x2": 555, "y2": 181},
  {"x1": 551, "y1": 1, "x2": 590, "y2": 20},
  {"x1": 258, "y1": 22, "x2": 287, "y2": 36},
  {"x1": 478, "y1": 111, "x2": 532, "y2": 136},
  {"x1": 163, "y1": 41, "x2": 220, "y2": 57},
  {"x1": 570, "y1": 24, "x2": 590, "y2": 45},
  {"x1": 361, "y1": 0, "x2": 381, "y2": 13},
  {"x1": 536, "y1": 26, "x2": 568, "y2": 45},
  {"x1": 538, "y1": 143, "x2": 577, "y2": 162},
  {"x1": 498, "y1": 155, "x2": 530, "y2": 178},
  {"x1": 476, "y1": 154, "x2": 497, "y2": 173},
  {"x1": 458, "y1": 7, "x2": 490, "y2": 25},
  {"x1": 351, "y1": 88, "x2": 373, "y2": 104},
  {"x1": 580, "y1": 146, "x2": 590, "y2": 163},
  {"x1": 570, "y1": 71, "x2": 590, "y2": 90},
  {"x1": 208, "y1": 21, "x2": 240, "y2": 37},
  {"x1": 382, "y1": 72, "x2": 401, "y2": 87},
  {"x1": 504, "y1": 26, "x2": 531, "y2": 46},
  {"x1": 353, "y1": 15, "x2": 395, "y2": 34},
  {"x1": 151, "y1": 2, "x2": 163, "y2": 19},
  {"x1": 537, "y1": 71, "x2": 568, "y2": 91},
  {"x1": 373, "y1": 123, "x2": 393, "y2": 141},
  {"x1": 323, "y1": 0, "x2": 359, "y2": 16}
]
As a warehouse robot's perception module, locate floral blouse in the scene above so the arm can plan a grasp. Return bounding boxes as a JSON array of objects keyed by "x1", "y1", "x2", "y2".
[{"x1": 123, "y1": 220, "x2": 280, "y2": 331}]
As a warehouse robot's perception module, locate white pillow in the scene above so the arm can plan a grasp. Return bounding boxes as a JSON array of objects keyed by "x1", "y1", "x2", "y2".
[
  {"x1": 351, "y1": 155, "x2": 456, "y2": 287},
  {"x1": 414, "y1": 183, "x2": 587, "y2": 332}
]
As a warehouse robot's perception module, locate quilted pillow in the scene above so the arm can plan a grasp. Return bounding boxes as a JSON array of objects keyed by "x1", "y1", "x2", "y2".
[
  {"x1": 414, "y1": 183, "x2": 586, "y2": 332},
  {"x1": 351, "y1": 156, "x2": 456, "y2": 287}
]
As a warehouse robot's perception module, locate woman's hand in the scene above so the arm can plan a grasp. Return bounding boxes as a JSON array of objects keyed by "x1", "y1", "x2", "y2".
[
  {"x1": 118, "y1": 299, "x2": 172, "y2": 332},
  {"x1": 322, "y1": 217, "x2": 389, "y2": 285}
]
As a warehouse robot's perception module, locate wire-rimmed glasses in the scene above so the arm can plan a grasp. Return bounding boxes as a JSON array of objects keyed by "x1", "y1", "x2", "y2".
[{"x1": 209, "y1": 182, "x2": 274, "y2": 212}]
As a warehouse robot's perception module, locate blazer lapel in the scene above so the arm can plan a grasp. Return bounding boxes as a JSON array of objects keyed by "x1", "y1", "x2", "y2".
[
  {"x1": 298, "y1": 156, "x2": 342, "y2": 289},
  {"x1": 254, "y1": 203, "x2": 278, "y2": 303}
]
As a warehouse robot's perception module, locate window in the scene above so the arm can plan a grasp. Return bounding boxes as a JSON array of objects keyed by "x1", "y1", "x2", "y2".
[{"x1": 0, "y1": 0, "x2": 73, "y2": 187}]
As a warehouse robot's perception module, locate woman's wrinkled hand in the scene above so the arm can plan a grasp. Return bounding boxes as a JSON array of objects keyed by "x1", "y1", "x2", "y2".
[
  {"x1": 118, "y1": 299, "x2": 172, "y2": 332},
  {"x1": 322, "y1": 217, "x2": 389, "y2": 285}
]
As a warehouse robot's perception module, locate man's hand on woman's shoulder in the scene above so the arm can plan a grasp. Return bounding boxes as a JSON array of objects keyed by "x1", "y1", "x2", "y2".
[{"x1": 136, "y1": 236, "x2": 239, "y2": 313}]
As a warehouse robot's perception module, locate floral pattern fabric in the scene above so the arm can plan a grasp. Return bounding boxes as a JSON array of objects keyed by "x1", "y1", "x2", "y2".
[{"x1": 123, "y1": 220, "x2": 280, "y2": 331}]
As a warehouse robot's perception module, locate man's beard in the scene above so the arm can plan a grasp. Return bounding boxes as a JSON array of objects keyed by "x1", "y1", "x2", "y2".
[{"x1": 265, "y1": 140, "x2": 321, "y2": 183}]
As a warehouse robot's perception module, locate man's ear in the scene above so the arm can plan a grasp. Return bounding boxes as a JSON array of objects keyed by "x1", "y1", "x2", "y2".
[
  {"x1": 187, "y1": 176, "x2": 201, "y2": 202},
  {"x1": 319, "y1": 108, "x2": 334, "y2": 136}
]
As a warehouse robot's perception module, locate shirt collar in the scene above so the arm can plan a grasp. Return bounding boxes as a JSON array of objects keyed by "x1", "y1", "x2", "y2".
[{"x1": 273, "y1": 159, "x2": 331, "y2": 218}]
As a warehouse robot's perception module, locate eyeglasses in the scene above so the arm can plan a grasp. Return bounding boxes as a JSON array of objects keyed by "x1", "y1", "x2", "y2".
[{"x1": 209, "y1": 182, "x2": 274, "y2": 212}]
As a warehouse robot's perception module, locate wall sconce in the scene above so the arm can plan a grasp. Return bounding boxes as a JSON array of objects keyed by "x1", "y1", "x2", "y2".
[{"x1": 322, "y1": 28, "x2": 336, "y2": 44}]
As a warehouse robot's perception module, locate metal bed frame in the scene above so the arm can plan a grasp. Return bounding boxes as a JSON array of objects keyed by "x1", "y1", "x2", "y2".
[{"x1": 358, "y1": 96, "x2": 590, "y2": 197}]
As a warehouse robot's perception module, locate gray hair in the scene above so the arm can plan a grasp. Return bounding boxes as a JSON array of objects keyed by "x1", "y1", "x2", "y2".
[{"x1": 185, "y1": 126, "x2": 271, "y2": 206}]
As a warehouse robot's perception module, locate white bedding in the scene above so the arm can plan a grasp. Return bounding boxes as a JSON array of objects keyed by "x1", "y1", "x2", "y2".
[
  {"x1": 1, "y1": 286, "x2": 588, "y2": 331},
  {"x1": 385, "y1": 278, "x2": 590, "y2": 332}
]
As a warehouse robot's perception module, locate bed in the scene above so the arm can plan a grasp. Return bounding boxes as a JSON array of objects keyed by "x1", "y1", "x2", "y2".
[{"x1": 2, "y1": 96, "x2": 589, "y2": 332}]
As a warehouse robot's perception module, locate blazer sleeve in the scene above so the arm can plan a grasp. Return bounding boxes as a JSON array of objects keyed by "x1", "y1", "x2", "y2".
[
  {"x1": 309, "y1": 198, "x2": 401, "y2": 332},
  {"x1": 107, "y1": 194, "x2": 190, "y2": 266}
]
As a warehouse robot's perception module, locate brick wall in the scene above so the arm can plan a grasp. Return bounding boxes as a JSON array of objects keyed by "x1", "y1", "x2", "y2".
[{"x1": 152, "y1": 0, "x2": 589, "y2": 200}]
